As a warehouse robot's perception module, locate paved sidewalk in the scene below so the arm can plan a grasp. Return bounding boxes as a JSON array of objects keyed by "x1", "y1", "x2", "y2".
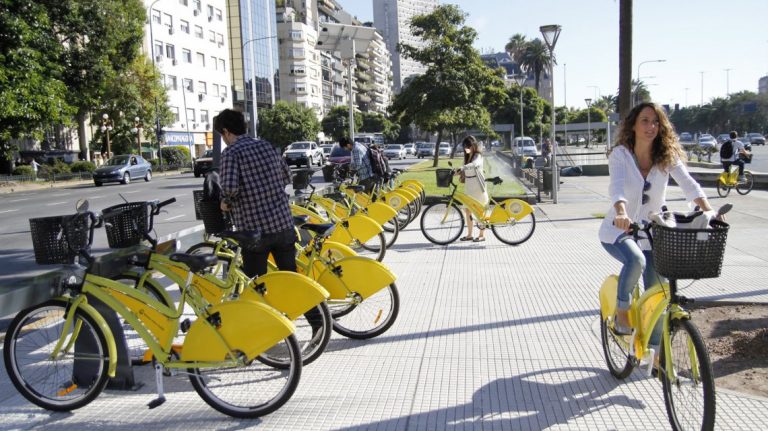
[{"x1": 1, "y1": 174, "x2": 767, "y2": 430}]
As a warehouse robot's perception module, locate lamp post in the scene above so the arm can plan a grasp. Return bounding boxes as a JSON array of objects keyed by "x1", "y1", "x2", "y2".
[
  {"x1": 585, "y1": 98, "x2": 592, "y2": 149},
  {"x1": 131, "y1": 117, "x2": 143, "y2": 156},
  {"x1": 100, "y1": 113, "x2": 114, "y2": 160},
  {"x1": 723, "y1": 68, "x2": 732, "y2": 96},
  {"x1": 242, "y1": 35, "x2": 278, "y2": 138},
  {"x1": 636, "y1": 59, "x2": 665, "y2": 105},
  {"x1": 540, "y1": 24, "x2": 561, "y2": 203},
  {"x1": 513, "y1": 73, "x2": 527, "y2": 140}
]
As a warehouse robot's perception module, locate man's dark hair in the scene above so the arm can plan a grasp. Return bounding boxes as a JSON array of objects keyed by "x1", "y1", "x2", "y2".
[
  {"x1": 729, "y1": 130, "x2": 738, "y2": 140},
  {"x1": 212, "y1": 109, "x2": 247, "y2": 136},
  {"x1": 339, "y1": 136, "x2": 352, "y2": 148}
]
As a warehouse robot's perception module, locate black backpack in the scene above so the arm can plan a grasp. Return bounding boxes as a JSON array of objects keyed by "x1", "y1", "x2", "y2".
[
  {"x1": 367, "y1": 146, "x2": 390, "y2": 179},
  {"x1": 719, "y1": 140, "x2": 733, "y2": 159}
]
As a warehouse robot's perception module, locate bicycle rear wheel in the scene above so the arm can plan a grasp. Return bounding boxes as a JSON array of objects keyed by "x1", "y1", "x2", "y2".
[
  {"x1": 736, "y1": 172, "x2": 753, "y2": 195},
  {"x1": 330, "y1": 283, "x2": 400, "y2": 339},
  {"x1": 661, "y1": 318, "x2": 716, "y2": 431},
  {"x1": 420, "y1": 202, "x2": 464, "y2": 245},
  {"x1": 189, "y1": 334, "x2": 302, "y2": 418},
  {"x1": 491, "y1": 212, "x2": 536, "y2": 245},
  {"x1": 257, "y1": 302, "x2": 332, "y2": 367},
  {"x1": 599, "y1": 314, "x2": 634, "y2": 379},
  {"x1": 354, "y1": 231, "x2": 387, "y2": 261},
  {"x1": 4, "y1": 299, "x2": 110, "y2": 411}
]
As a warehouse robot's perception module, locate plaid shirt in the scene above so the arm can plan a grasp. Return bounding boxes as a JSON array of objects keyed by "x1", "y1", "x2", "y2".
[
  {"x1": 350, "y1": 142, "x2": 373, "y2": 180},
  {"x1": 220, "y1": 135, "x2": 293, "y2": 234}
]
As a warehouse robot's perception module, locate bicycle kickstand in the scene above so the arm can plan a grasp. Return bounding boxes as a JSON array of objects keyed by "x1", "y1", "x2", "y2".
[{"x1": 147, "y1": 362, "x2": 167, "y2": 409}]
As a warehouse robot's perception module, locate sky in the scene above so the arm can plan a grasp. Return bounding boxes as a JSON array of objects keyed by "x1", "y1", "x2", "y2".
[{"x1": 336, "y1": 0, "x2": 768, "y2": 110}]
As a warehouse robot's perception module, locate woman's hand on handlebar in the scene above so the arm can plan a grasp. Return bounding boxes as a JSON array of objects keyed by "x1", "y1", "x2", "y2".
[{"x1": 613, "y1": 213, "x2": 633, "y2": 232}]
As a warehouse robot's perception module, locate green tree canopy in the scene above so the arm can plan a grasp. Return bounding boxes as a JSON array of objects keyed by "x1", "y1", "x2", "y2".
[
  {"x1": 259, "y1": 101, "x2": 321, "y2": 150},
  {"x1": 491, "y1": 86, "x2": 549, "y2": 139},
  {"x1": 321, "y1": 105, "x2": 362, "y2": 141},
  {"x1": 519, "y1": 38, "x2": 553, "y2": 93}
]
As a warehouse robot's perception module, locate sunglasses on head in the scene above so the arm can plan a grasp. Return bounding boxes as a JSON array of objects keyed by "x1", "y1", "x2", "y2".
[{"x1": 641, "y1": 180, "x2": 651, "y2": 204}]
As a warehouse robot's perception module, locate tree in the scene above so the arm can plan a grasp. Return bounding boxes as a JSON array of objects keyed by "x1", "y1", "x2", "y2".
[
  {"x1": 259, "y1": 101, "x2": 321, "y2": 150},
  {"x1": 390, "y1": 5, "x2": 507, "y2": 167},
  {"x1": 504, "y1": 33, "x2": 527, "y2": 64},
  {"x1": 593, "y1": 94, "x2": 618, "y2": 116},
  {"x1": 322, "y1": 105, "x2": 362, "y2": 141},
  {"x1": 519, "y1": 39, "x2": 552, "y2": 93},
  {"x1": 491, "y1": 86, "x2": 548, "y2": 140},
  {"x1": 631, "y1": 79, "x2": 651, "y2": 105}
]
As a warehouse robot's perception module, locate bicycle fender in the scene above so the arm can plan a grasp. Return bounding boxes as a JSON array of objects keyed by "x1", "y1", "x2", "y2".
[
  {"x1": 290, "y1": 204, "x2": 328, "y2": 224},
  {"x1": 494, "y1": 198, "x2": 534, "y2": 222},
  {"x1": 316, "y1": 256, "x2": 396, "y2": 300},
  {"x1": 400, "y1": 179, "x2": 425, "y2": 194},
  {"x1": 181, "y1": 300, "x2": 294, "y2": 362},
  {"x1": 343, "y1": 187, "x2": 372, "y2": 208},
  {"x1": 599, "y1": 275, "x2": 618, "y2": 319},
  {"x1": 363, "y1": 201, "x2": 398, "y2": 226},
  {"x1": 68, "y1": 297, "x2": 119, "y2": 378},
  {"x1": 241, "y1": 271, "x2": 329, "y2": 320},
  {"x1": 329, "y1": 214, "x2": 382, "y2": 244},
  {"x1": 381, "y1": 190, "x2": 411, "y2": 211}
]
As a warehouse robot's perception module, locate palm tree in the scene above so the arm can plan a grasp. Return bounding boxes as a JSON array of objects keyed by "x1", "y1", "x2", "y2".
[
  {"x1": 519, "y1": 39, "x2": 552, "y2": 93},
  {"x1": 594, "y1": 94, "x2": 617, "y2": 115},
  {"x1": 504, "y1": 33, "x2": 527, "y2": 64},
  {"x1": 631, "y1": 79, "x2": 650, "y2": 105}
]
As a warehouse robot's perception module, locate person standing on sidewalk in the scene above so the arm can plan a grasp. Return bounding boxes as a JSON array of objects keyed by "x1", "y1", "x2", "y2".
[
  {"x1": 214, "y1": 109, "x2": 296, "y2": 277},
  {"x1": 719, "y1": 130, "x2": 748, "y2": 182},
  {"x1": 598, "y1": 102, "x2": 716, "y2": 340},
  {"x1": 340, "y1": 136, "x2": 376, "y2": 193},
  {"x1": 455, "y1": 135, "x2": 488, "y2": 242}
]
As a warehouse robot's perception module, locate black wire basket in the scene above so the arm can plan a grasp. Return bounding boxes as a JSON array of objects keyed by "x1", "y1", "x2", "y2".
[
  {"x1": 435, "y1": 169, "x2": 453, "y2": 187},
  {"x1": 651, "y1": 220, "x2": 729, "y2": 280},
  {"x1": 29, "y1": 213, "x2": 90, "y2": 264},
  {"x1": 192, "y1": 189, "x2": 205, "y2": 220},
  {"x1": 102, "y1": 202, "x2": 150, "y2": 249},
  {"x1": 198, "y1": 199, "x2": 228, "y2": 234}
]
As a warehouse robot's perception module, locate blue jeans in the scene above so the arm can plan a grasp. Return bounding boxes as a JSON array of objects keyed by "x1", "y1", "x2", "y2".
[{"x1": 602, "y1": 235, "x2": 665, "y2": 345}]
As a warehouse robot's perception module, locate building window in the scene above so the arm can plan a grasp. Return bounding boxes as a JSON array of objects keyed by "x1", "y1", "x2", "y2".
[
  {"x1": 216, "y1": 33, "x2": 224, "y2": 46},
  {"x1": 183, "y1": 78, "x2": 193, "y2": 93},
  {"x1": 193, "y1": 0, "x2": 201, "y2": 11},
  {"x1": 194, "y1": 25, "x2": 203, "y2": 39},
  {"x1": 186, "y1": 108, "x2": 195, "y2": 125},
  {"x1": 170, "y1": 106, "x2": 180, "y2": 122},
  {"x1": 163, "y1": 13, "x2": 173, "y2": 29},
  {"x1": 200, "y1": 110, "x2": 209, "y2": 124},
  {"x1": 290, "y1": 30, "x2": 302, "y2": 40},
  {"x1": 290, "y1": 48, "x2": 305, "y2": 58},
  {"x1": 166, "y1": 75, "x2": 178, "y2": 90},
  {"x1": 208, "y1": 30, "x2": 215, "y2": 43},
  {"x1": 182, "y1": 49, "x2": 192, "y2": 63},
  {"x1": 153, "y1": 41, "x2": 163, "y2": 59},
  {"x1": 180, "y1": 20, "x2": 190, "y2": 34},
  {"x1": 151, "y1": 9, "x2": 161, "y2": 24},
  {"x1": 207, "y1": 5, "x2": 214, "y2": 19},
  {"x1": 196, "y1": 52, "x2": 205, "y2": 66},
  {"x1": 219, "y1": 86, "x2": 227, "y2": 98},
  {"x1": 210, "y1": 56, "x2": 217, "y2": 70},
  {"x1": 179, "y1": 0, "x2": 188, "y2": 5},
  {"x1": 198, "y1": 81, "x2": 207, "y2": 94},
  {"x1": 165, "y1": 44, "x2": 176, "y2": 61},
  {"x1": 212, "y1": 83, "x2": 219, "y2": 96},
  {"x1": 215, "y1": 8, "x2": 223, "y2": 21},
  {"x1": 218, "y1": 58, "x2": 225, "y2": 71},
  {"x1": 290, "y1": 64, "x2": 305, "y2": 75}
]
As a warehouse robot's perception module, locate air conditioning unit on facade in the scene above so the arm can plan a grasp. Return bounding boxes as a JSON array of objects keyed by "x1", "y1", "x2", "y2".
[
  {"x1": 168, "y1": 27, "x2": 174, "y2": 35},
  {"x1": 155, "y1": 55, "x2": 164, "y2": 63},
  {"x1": 217, "y1": 41, "x2": 223, "y2": 48},
  {"x1": 208, "y1": 15, "x2": 213, "y2": 22},
  {"x1": 172, "y1": 59, "x2": 178, "y2": 66},
  {"x1": 220, "y1": 96, "x2": 225, "y2": 102},
  {"x1": 198, "y1": 93, "x2": 205, "y2": 101},
  {"x1": 193, "y1": 9, "x2": 200, "y2": 16}
]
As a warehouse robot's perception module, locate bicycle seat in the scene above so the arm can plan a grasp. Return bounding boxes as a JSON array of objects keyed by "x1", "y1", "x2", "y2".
[
  {"x1": 169, "y1": 253, "x2": 219, "y2": 274},
  {"x1": 293, "y1": 215, "x2": 309, "y2": 226},
  {"x1": 219, "y1": 230, "x2": 262, "y2": 245},
  {"x1": 486, "y1": 176, "x2": 503, "y2": 185},
  {"x1": 301, "y1": 223, "x2": 335, "y2": 237},
  {"x1": 391, "y1": 168, "x2": 404, "y2": 174},
  {"x1": 346, "y1": 185, "x2": 365, "y2": 193}
]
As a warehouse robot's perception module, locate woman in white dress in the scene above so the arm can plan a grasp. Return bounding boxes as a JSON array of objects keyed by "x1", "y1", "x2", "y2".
[{"x1": 455, "y1": 135, "x2": 488, "y2": 242}]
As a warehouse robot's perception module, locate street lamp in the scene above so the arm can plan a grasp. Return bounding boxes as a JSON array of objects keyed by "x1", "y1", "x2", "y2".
[
  {"x1": 585, "y1": 98, "x2": 592, "y2": 149},
  {"x1": 513, "y1": 73, "x2": 527, "y2": 139},
  {"x1": 131, "y1": 117, "x2": 143, "y2": 156},
  {"x1": 100, "y1": 113, "x2": 114, "y2": 160},
  {"x1": 242, "y1": 35, "x2": 278, "y2": 138},
  {"x1": 636, "y1": 59, "x2": 665, "y2": 105},
  {"x1": 540, "y1": 24, "x2": 561, "y2": 203}
]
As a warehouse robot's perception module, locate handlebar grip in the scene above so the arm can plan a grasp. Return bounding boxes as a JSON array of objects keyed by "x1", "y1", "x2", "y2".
[{"x1": 158, "y1": 197, "x2": 176, "y2": 209}]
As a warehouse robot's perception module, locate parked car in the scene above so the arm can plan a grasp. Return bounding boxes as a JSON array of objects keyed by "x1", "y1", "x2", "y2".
[
  {"x1": 403, "y1": 143, "x2": 415, "y2": 156},
  {"x1": 283, "y1": 141, "x2": 324, "y2": 167},
  {"x1": 327, "y1": 144, "x2": 351, "y2": 166},
  {"x1": 417, "y1": 143, "x2": 435, "y2": 158},
  {"x1": 747, "y1": 132, "x2": 765, "y2": 146},
  {"x1": 383, "y1": 144, "x2": 406, "y2": 160},
  {"x1": 93, "y1": 155, "x2": 152, "y2": 187},
  {"x1": 715, "y1": 133, "x2": 730, "y2": 145},
  {"x1": 193, "y1": 149, "x2": 214, "y2": 177},
  {"x1": 738, "y1": 137, "x2": 752, "y2": 151},
  {"x1": 438, "y1": 142, "x2": 450, "y2": 156},
  {"x1": 698, "y1": 134, "x2": 717, "y2": 151},
  {"x1": 512, "y1": 137, "x2": 539, "y2": 157},
  {"x1": 320, "y1": 144, "x2": 334, "y2": 157},
  {"x1": 679, "y1": 132, "x2": 693, "y2": 142}
]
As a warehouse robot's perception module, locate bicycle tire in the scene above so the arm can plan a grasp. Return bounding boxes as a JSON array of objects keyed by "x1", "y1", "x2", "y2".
[
  {"x1": 420, "y1": 202, "x2": 464, "y2": 245},
  {"x1": 491, "y1": 212, "x2": 536, "y2": 245},
  {"x1": 111, "y1": 272, "x2": 172, "y2": 365},
  {"x1": 715, "y1": 179, "x2": 731, "y2": 198},
  {"x1": 661, "y1": 318, "x2": 716, "y2": 431},
  {"x1": 257, "y1": 302, "x2": 332, "y2": 367},
  {"x1": 188, "y1": 334, "x2": 302, "y2": 418},
  {"x1": 406, "y1": 198, "x2": 421, "y2": 226},
  {"x1": 381, "y1": 217, "x2": 400, "y2": 249},
  {"x1": 599, "y1": 313, "x2": 634, "y2": 379},
  {"x1": 736, "y1": 172, "x2": 753, "y2": 195},
  {"x1": 355, "y1": 231, "x2": 387, "y2": 261},
  {"x1": 395, "y1": 203, "x2": 411, "y2": 230},
  {"x1": 331, "y1": 283, "x2": 399, "y2": 339},
  {"x1": 4, "y1": 299, "x2": 110, "y2": 411}
]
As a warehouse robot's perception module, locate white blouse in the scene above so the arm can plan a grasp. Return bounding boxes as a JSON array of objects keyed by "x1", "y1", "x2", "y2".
[{"x1": 598, "y1": 145, "x2": 706, "y2": 245}]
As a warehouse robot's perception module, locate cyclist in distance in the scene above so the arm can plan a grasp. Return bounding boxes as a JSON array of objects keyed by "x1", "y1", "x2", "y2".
[{"x1": 598, "y1": 102, "x2": 716, "y2": 347}]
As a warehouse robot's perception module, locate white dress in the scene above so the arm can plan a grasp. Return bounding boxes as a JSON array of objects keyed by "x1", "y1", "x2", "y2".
[{"x1": 461, "y1": 154, "x2": 488, "y2": 206}]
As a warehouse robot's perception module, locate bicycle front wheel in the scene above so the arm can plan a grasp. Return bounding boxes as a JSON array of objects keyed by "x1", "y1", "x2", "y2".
[
  {"x1": 189, "y1": 334, "x2": 302, "y2": 418},
  {"x1": 420, "y1": 202, "x2": 464, "y2": 245},
  {"x1": 331, "y1": 283, "x2": 400, "y2": 339},
  {"x1": 661, "y1": 318, "x2": 716, "y2": 431},
  {"x1": 258, "y1": 302, "x2": 332, "y2": 367},
  {"x1": 736, "y1": 172, "x2": 753, "y2": 195},
  {"x1": 715, "y1": 179, "x2": 731, "y2": 198},
  {"x1": 491, "y1": 212, "x2": 536, "y2": 245},
  {"x1": 599, "y1": 313, "x2": 634, "y2": 379},
  {"x1": 355, "y1": 231, "x2": 387, "y2": 261},
  {"x1": 4, "y1": 299, "x2": 110, "y2": 411}
]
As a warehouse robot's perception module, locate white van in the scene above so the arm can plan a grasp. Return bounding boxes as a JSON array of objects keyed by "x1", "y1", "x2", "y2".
[{"x1": 512, "y1": 137, "x2": 539, "y2": 157}]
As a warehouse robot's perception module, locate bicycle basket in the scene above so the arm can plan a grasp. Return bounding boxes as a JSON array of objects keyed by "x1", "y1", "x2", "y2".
[
  {"x1": 198, "y1": 199, "x2": 228, "y2": 234},
  {"x1": 29, "y1": 212, "x2": 90, "y2": 264},
  {"x1": 651, "y1": 220, "x2": 729, "y2": 279},
  {"x1": 102, "y1": 202, "x2": 150, "y2": 249},
  {"x1": 435, "y1": 169, "x2": 453, "y2": 187},
  {"x1": 192, "y1": 189, "x2": 205, "y2": 220}
]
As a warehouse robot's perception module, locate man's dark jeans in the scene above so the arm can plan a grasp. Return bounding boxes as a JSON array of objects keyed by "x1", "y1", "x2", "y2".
[{"x1": 722, "y1": 160, "x2": 745, "y2": 176}]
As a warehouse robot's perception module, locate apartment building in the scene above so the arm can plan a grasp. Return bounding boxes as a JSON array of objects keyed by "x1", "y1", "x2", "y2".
[
  {"x1": 144, "y1": 0, "x2": 232, "y2": 157},
  {"x1": 373, "y1": 0, "x2": 437, "y2": 93}
]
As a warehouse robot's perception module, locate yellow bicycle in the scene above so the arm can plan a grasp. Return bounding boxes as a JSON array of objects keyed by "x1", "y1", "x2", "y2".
[{"x1": 716, "y1": 165, "x2": 753, "y2": 197}]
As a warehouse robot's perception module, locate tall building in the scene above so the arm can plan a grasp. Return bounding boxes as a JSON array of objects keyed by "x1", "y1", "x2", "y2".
[
  {"x1": 227, "y1": 0, "x2": 281, "y2": 134},
  {"x1": 143, "y1": 0, "x2": 233, "y2": 157},
  {"x1": 759, "y1": 76, "x2": 768, "y2": 95},
  {"x1": 373, "y1": 0, "x2": 437, "y2": 93}
]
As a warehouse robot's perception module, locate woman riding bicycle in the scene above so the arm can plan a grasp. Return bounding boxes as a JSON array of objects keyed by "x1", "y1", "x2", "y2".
[
  {"x1": 455, "y1": 135, "x2": 488, "y2": 242},
  {"x1": 598, "y1": 102, "x2": 716, "y2": 345}
]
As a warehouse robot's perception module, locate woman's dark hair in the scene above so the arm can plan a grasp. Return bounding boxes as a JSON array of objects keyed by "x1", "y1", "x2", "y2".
[
  {"x1": 212, "y1": 109, "x2": 247, "y2": 136},
  {"x1": 462, "y1": 135, "x2": 481, "y2": 165},
  {"x1": 339, "y1": 136, "x2": 352, "y2": 148},
  {"x1": 610, "y1": 102, "x2": 682, "y2": 170}
]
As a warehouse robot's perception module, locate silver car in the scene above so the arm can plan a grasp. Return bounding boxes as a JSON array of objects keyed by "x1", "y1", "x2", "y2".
[
  {"x1": 698, "y1": 134, "x2": 717, "y2": 151},
  {"x1": 93, "y1": 155, "x2": 152, "y2": 186}
]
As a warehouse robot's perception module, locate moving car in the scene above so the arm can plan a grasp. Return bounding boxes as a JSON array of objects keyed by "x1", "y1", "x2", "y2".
[
  {"x1": 417, "y1": 143, "x2": 435, "y2": 158},
  {"x1": 193, "y1": 149, "x2": 214, "y2": 177},
  {"x1": 403, "y1": 143, "x2": 415, "y2": 156},
  {"x1": 438, "y1": 142, "x2": 450, "y2": 156},
  {"x1": 327, "y1": 144, "x2": 351, "y2": 166},
  {"x1": 747, "y1": 132, "x2": 765, "y2": 146},
  {"x1": 320, "y1": 144, "x2": 334, "y2": 157},
  {"x1": 716, "y1": 133, "x2": 730, "y2": 145},
  {"x1": 283, "y1": 141, "x2": 324, "y2": 167},
  {"x1": 698, "y1": 134, "x2": 717, "y2": 151},
  {"x1": 512, "y1": 137, "x2": 539, "y2": 157},
  {"x1": 679, "y1": 132, "x2": 693, "y2": 142},
  {"x1": 93, "y1": 155, "x2": 152, "y2": 186},
  {"x1": 383, "y1": 144, "x2": 406, "y2": 160}
]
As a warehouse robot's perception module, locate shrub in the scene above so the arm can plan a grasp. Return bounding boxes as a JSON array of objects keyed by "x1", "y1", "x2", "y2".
[
  {"x1": 70, "y1": 161, "x2": 96, "y2": 173},
  {"x1": 160, "y1": 146, "x2": 191, "y2": 165},
  {"x1": 38, "y1": 159, "x2": 71, "y2": 179},
  {"x1": 12, "y1": 165, "x2": 35, "y2": 177}
]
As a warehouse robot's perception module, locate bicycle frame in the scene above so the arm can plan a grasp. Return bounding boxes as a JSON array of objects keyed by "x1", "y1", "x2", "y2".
[
  {"x1": 718, "y1": 165, "x2": 747, "y2": 187},
  {"x1": 441, "y1": 182, "x2": 534, "y2": 226}
]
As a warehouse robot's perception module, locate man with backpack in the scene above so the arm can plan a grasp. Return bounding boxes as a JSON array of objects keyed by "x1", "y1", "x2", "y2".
[
  {"x1": 720, "y1": 130, "x2": 748, "y2": 182},
  {"x1": 341, "y1": 136, "x2": 379, "y2": 193}
]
